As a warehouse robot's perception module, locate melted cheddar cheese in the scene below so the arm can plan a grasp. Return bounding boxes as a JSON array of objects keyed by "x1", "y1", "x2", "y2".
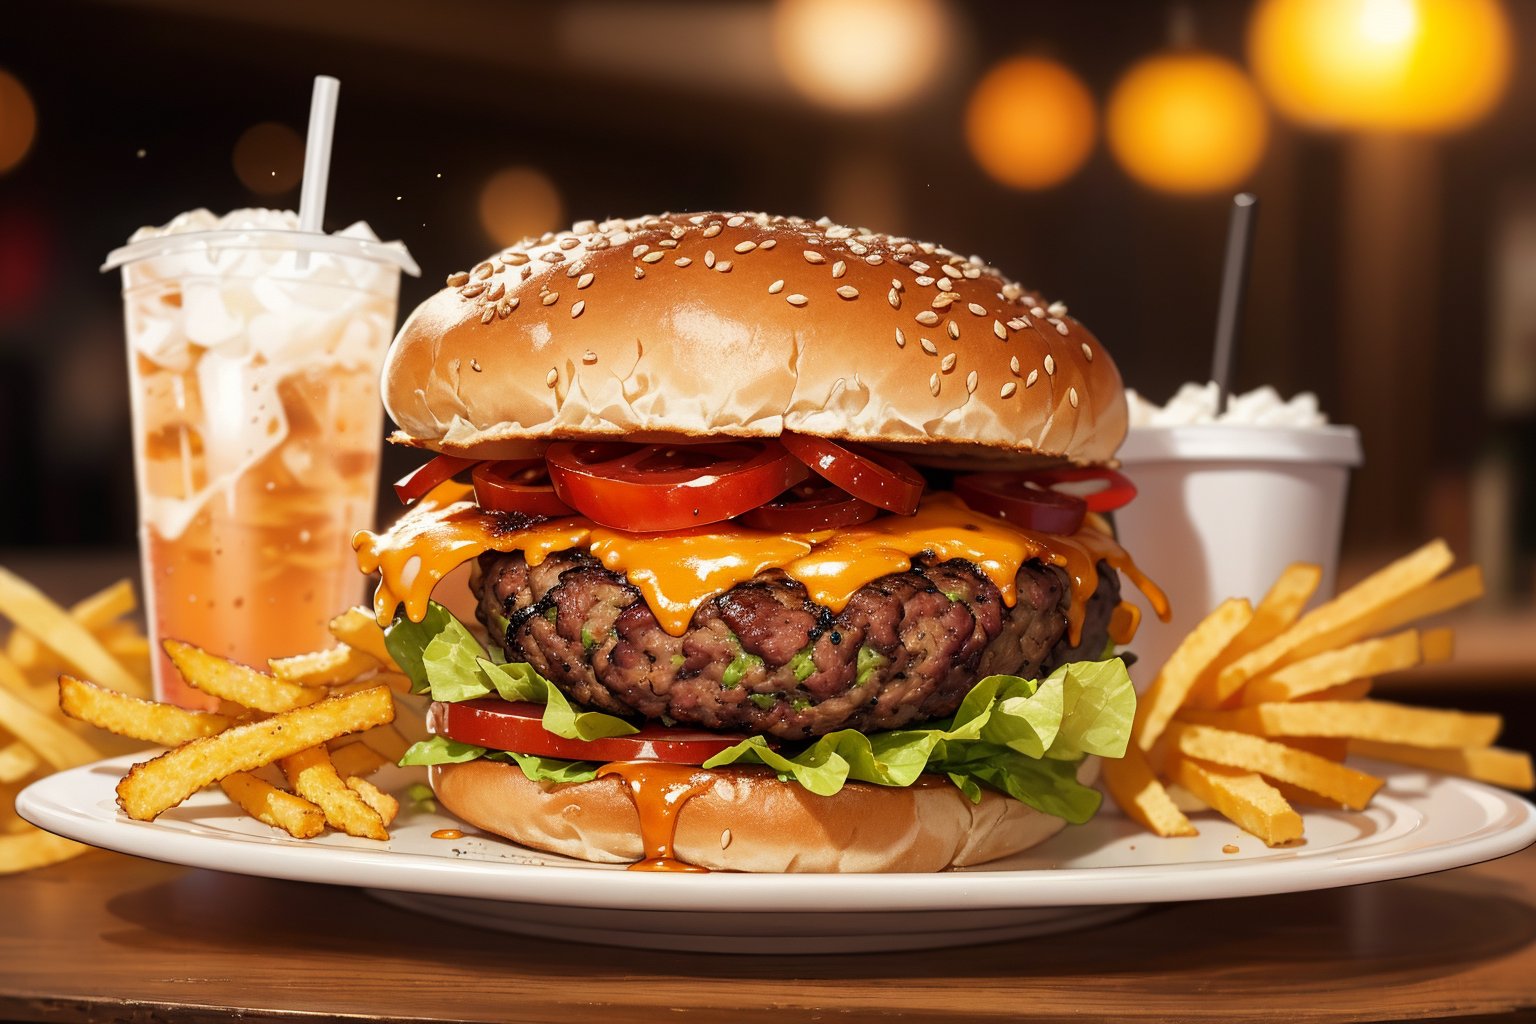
[{"x1": 353, "y1": 482, "x2": 1170, "y2": 642}]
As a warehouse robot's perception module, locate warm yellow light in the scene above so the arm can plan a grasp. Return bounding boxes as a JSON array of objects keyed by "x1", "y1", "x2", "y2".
[
  {"x1": 964, "y1": 57, "x2": 1097, "y2": 191},
  {"x1": 773, "y1": 0, "x2": 952, "y2": 112},
  {"x1": 0, "y1": 69, "x2": 38, "y2": 175},
  {"x1": 232, "y1": 122, "x2": 304, "y2": 195},
  {"x1": 478, "y1": 167, "x2": 563, "y2": 248},
  {"x1": 1107, "y1": 53, "x2": 1269, "y2": 195},
  {"x1": 1248, "y1": 0, "x2": 1512, "y2": 132}
]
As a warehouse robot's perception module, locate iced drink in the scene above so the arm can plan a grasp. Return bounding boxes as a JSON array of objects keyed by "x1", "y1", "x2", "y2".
[{"x1": 105, "y1": 209, "x2": 417, "y2": 708}]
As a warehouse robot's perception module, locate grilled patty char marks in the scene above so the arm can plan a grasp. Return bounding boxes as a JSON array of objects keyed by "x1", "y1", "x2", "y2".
[{"x1": 472, "y1": 549, "x2": 1121, "y2": 740}]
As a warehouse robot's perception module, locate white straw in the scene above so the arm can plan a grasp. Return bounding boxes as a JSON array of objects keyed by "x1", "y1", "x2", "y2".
[{"x1": 297, "y1": 76, "x2": 340, "y2": 234}]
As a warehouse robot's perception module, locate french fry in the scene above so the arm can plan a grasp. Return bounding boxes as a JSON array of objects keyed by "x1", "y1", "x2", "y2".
[
  {"x1": 0, "y1": 568, "x2": 148, "y2": 698},
  {"x1": 6, "y1": 578, "x2": 138, "y2": 674},
  {"x1": 328, "y1": 607, "x2": 399, "y2": 669},
  {"x1": 1290, "y1": 565, "x2": 1483, "y2": 664},
  {"x1": 270, "y1": 645, "x2": 380, "y2": 687},
  {"x1": 1237, "y1": 629, "x2": 1422, "y2": 705},
  {"x1": 1215, "y1": 540, "x2": 1454, "y2": 697},
  {"x1": 1175, "y1": 700, "x2": 1502, "y2": 749},
  {"x1": 58, "y1": 675, "x2": 230, "y2": 746},
  {"x1": 279, "y1": 745, "x2": 388, "y2": 840},
  {"x1": 1188, "y1": 564, "x2": 1321, "y2": 709},
  {"x1": 0, "y1": 827, "x2": 88, "y2": 875},
  {"x1": 0, "y1": 674, "x2": 102, "y2": 771},
  {"x1": 1101, "y1": 743, "x2": 1197, "y2": 837},
  {"x1": 1295, "y1": 679, "x2": 1373, "y2": 703},
  {"x1": 1277, "y1": 737, "x2": 1350, "y2": 761},
  {"x1": 346, "y1": 776, "x2": 400, "y2": 827},
  {"x1": 218, "y1": 772, "x2": 325, "y2": 839},
  {"x1": 1166, "y1": 723, "x2": 1384, "y2": 810},
  {"x1": 328, "y1": 741, "x2": 388, "y2": 780},
  {"x1": 0, "y1": 741, "x2": 41, "y2": 784},
  {"x1": 1420, "y1": 627, "x2": 1455, "y2": 664},
  {"x1": 1135, "y1": 598, "x2": 1252, "y2": 751},
  {"x1": 1167, "y1": 755, "x2": 1304, "y2": 846},
  {"x1": 1349, "y1": 739, "x2": 1535, "y2": 791},
  {"x1": 163, "y1": 640, "x2": 323, "y2": 714},
  {"x1": 115, "y1": 686, "x2": 394, "y2": 821},
  {"x1": 354, "y1": 723, "x2": 411, "y2": 762}
]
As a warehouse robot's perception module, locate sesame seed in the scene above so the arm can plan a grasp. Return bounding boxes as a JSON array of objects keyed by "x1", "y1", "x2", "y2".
[
  {"x1": 941, "y1": 352, "x2": 957, "y2": 372},
  {"x1": 847, "y1": 241, "x2": 869, "y2": 255},
  {"x1": 632, "y1": 244, "x2": 649, "y2": 258},
  {"x1": 1010, "y1": 355, "x2": 1021, "y2": 374},
  {"x1": 566, "y1": 264, "x2": 581, "y2": 278},
  {"x1": 658, "y1": 239, "x2": 678, "y2": 249},
  {"x1": 461, "y1": 283, "x2": 486, "y2": 299},
  {"x1": 727, "y1": 215, "x2": 747, "y2": 227},
  {"x1": 1008, "y1": 317, "x2": 1029, "y2": 330},
  {"x1": 487, "y1": 282, "x2": 506, "y2": 301},
  {"x1": 915, "y1": 276, "x2": 934, "y2": 287},
  {"x1": 502, "y1": 252, "x2": 530, "y2": 266},
  {"x1": 497, "y1": 300, "x2": 513, "y2": 319},
  {"x1": 446, "y1": 272, "x2": 470, "y2": 287},
  {"x1": 946, "y1": 320, "x2": 960, "y2": 340},
  {"x1": 541, "y1": 251, "x2": 565, "y2": 263},
  {"x1": 895, "y1": 328, "x2": 906, "y2": 348},
  {"x1": 932, "y1": 295, "x2": 954, "y2": 310},
  {"x1": 1030, "y1": 305, "x2": 1047, "y2": 318},
  {"x1": 715, "y1": 260, "x2": 733, "y2": 272},
  {"x1": 929, "y1": 373, "x2": 940, "y2": 397},
  {"x1": 703, "y1": 223, "x2": 722, "y2": 238},
  {"x1": 670, "y1": 225, "x2": 686, "y2": 240},
  {"x1": 1044, "y1": 354, "x2": 1056, "y2": 375},
  {"x1": 1082, "y1": 342, "x2": 1094, "y2": 361},
  {"x1": 578, "y1": 273, "x2": 594, "y2": 289},
  {"x1": 832, "y1": 261, "x2": 847, "y2": 279},
  {"x1": 642, "y1": 251, "x2": 665, "y2": 264},
  {"x1": 1054, "y1": 319, "x2": 1070, "y2": 336},
  {"x1": 968, "y1": 303, "x2": 987, "y2": 317},
  {"x1": 571, "y1": 300, "x2": 585, "y2": 318},
  {"x1": 583, "y1": 350, "x2": 598, "y2": 363},
  {"x1": 634, "y1": 267, "x2": 646, "y2": 280},
  {"x1": 966, "y1": 370, "x2": 978, "y2": 394},
  {"x1": 768, "y1": 279, "x2": 785, "y2": 294},
  {"x1": 559, "y1": 237, "x2": 579, "y2": 250},
  {"x1": 471, "y1": 359, "x2": 482, "y2": 372},
  {"x1": 910, "y1": 261, "x2": 929, "y2": 273},
  {"x1": 704, "y1": 250, "x2": 718, "y2": 269},
  {"x1": 993, "y1": 320, "x2": 1007, "y2": 340},
  {"x1": 963, "y1": 267, "x2": 981, "y2": 280},
  {"x1": 520, "y1": 265, "x2": 533, "y2": 280},
  {"x1": 836, "y1": 285, "x2": 859, "y2": 299},
  {"x1": 1048, "y1": 301, "x2": 1068, "y2": 317},
  {"x1": 1026, "y1": 369, "x2": 1039, "y2": 387},
  {"x1": 865, "y1": 253, "x2": 884, "y2": 265},
  {"x1": 760, "y1": 239, "x2": 777, "y2": 249},
  {"x1": 735, "y1": 240, "x2": 757, "y2": 254},
  {"x1": 915, "y1": 310, "x2": 939, "y2": 326},
  {"x1": 803, "y1": 250, "x2": 825, "y2": 264},
  {"x1": 674, "y1": 257, "x2": 692, "y2": 267},
  {"x1": 920, "y1": 337, "x2": 938, "y2": 355},
  {"x1": 826, "y1": 224, "x2": 854, "y2": 239},
  {"x1": 1068, "y1": 386, "x2": 1079, "y2": 408},
  {"x1": 473, "y1": 262, "x2": 495, "y2": 280},
  {"x1": 546, "y1": 368, "x2": 558, "y2": 388},
  {"x1": 936, "y1": 277, "x2": 952, "y2": 290},
  {"x1": 891, "y1": 278, "x2": 904, "y2": 290},
  {"x1": 888, "y1": 289, "x2": 901, "y2": 309},
  {"x1": 480, "y1": 306, "x2": 495, "y2": 324},
  {"x1": 786, "y1": 293, "x2": 808, "y2": 307},
  {"x1": 542, "y1": 292, "x2": 560, "y2": 306},
  {"x1": 1001, "y1": 381, "x2": 1017, "y2": 399}
]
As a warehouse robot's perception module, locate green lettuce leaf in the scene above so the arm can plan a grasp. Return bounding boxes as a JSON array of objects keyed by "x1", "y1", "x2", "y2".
[
  {"x1": 385, "y1": 602, "x2": 460, "y2": 693},
  {"x1": 399, "y1": 736, "x2": 599, "y2": 784},
  {"x1": 399, "y1": 734, "x2": 487, "y2": 766}
]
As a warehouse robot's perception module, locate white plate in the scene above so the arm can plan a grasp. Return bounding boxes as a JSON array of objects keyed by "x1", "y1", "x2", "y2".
[{"x1": 19, "y1": 756, "x2": 1536, "y2": 954}]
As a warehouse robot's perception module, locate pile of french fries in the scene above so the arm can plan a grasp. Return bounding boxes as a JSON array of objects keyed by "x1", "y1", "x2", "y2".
[
  {"x1": 1104, "y1": 540, "x2": 1534, "y2": 846},
  {"x1": 0, "y1": 562, "x2": 422, "y2": 872}
]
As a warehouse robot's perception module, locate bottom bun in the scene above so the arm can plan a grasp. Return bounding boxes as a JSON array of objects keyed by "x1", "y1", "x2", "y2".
[{"x1": 430, "y1": 757, "x2": 1099, "y2": 873}]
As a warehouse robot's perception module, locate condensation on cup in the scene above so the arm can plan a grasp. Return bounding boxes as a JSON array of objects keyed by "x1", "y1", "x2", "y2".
[
  {"x1": 103, "y1": 209, "x2": 418, "y2": 709},
  {"x1": 1112, "y1": 383, "x2": 1363, "y2": 688}
]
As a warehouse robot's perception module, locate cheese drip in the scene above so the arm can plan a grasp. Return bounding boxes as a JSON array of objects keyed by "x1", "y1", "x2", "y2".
[{"x1": 354, "y1": 483, "x2": 1170, "y2": 641}]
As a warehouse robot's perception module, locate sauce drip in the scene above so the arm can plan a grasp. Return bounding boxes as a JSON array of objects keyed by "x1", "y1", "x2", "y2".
[
  {"x1": 598, "y1": 761, "x2": 716, "y2": 872},
  {"x1": 430, "y1": 828, "x2": 464, "y2": 840}
]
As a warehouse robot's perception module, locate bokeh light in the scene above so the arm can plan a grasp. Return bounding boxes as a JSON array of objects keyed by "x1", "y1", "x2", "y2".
[
  {"x1": 772, "y1": 0, "x2": 953, "y2": 113},
  {"x1": 1106, "y1": 53, "x2": 1269, "y2": 195},
  {"x1": 0, "y1": 69, "x2": 38, "y2": 175},
  {"x1": 964, "y1": 57, "x2": 1097, "y2": 191},
  {"x1": 232, "y1": 122, "x2": 304, "y2": 195},
  {"x1": 478, "y1": 167, "x2": 564, "y2": 247},
  {"x1": 1248, "y1": 0, "x2": 1511, "y2": 132}
]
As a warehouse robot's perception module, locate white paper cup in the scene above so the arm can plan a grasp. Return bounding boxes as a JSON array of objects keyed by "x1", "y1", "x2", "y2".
[{"x1": 1112, "y1": 424, "x2": 1363, "y2": 687}]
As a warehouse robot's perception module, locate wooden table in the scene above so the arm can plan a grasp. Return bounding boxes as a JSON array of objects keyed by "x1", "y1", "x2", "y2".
[{"x1": 2, "y1": 845, "x2": 1535, "y2": 1023}]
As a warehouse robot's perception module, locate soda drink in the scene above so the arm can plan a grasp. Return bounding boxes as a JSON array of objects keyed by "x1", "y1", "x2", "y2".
[{"x1": 105, "y1": 209, "x2": 416, "y2": 708}]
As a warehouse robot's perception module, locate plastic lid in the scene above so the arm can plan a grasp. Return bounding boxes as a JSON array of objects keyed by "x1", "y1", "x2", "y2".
[
  {"x1": 1117, "y1": 423, "x2": 1363, "y2": 467},
  {"x1": 101, "y1": 228, "x2": 420, "y2": 276}
]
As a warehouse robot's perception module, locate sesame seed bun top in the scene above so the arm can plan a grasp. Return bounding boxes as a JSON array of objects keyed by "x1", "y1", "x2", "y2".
[{"x1": 383, "y1": 211, "x2": 1128, "y2": 468}]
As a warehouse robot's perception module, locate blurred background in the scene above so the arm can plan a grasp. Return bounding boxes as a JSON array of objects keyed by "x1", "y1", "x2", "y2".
[{"x1": 0, "y1": 0, "x2": 1531, "y2": 707}]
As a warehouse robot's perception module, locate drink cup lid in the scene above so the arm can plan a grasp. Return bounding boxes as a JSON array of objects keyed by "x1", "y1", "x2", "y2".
[
  {"x1": 1118, "y1": 423, "x2": 1363, "y2": 467},
  {"x1": 102, "y1": 228, "x2": 420, "y2": 276}
]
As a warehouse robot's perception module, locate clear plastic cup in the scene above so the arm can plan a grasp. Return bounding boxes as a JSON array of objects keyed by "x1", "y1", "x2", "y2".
[
  {"x1": 1112, "y1": 424, "x2": 1364, "y2": 687},
  {"x1": 104, "y1": 226, "x2": 418, "y2": 708}
]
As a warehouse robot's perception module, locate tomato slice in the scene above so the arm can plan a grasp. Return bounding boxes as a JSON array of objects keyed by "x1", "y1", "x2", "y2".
[
  {"x1": 737, "y1": 479, "x2": 879, "y2": 532},
  {"x1": 543, "y1": 440, "x2": 809, "y2": 532},
  {"x1": 779, "y1": 434, "x2": 925, "y2": 515},
  {"x1": 472, "y1": 459, "x2": 575, "y2": 518},
  {"x1": 1022, "y1": 466, "x2": 1138, "y2": 514},
  {"x1": 954, "y1": 473, "x2": 1087, "y2": 534},
  {"x1": 394, "y1": 454, "x2": 479, "y2": 505},
  {"x1": 431, "y1": 698, "x2": 748, "y2": 765}
]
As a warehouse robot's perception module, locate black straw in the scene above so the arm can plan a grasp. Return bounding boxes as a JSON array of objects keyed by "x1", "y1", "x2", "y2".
[{"x1": 1211, "y1": 192, "x2": 1258, "y2": 416}]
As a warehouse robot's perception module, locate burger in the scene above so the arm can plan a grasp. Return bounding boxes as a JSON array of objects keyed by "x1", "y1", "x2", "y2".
[{"x1": 354, "y1": 211, "x2": 1168, "y2": 873}]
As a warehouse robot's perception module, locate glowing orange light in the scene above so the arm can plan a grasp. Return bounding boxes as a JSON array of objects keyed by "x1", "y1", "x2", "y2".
[
  {"x1": 1248, "y1": 0, "x2": 1512, "y2": 132},
  {"x1": 773, "y1": 0, "x2": 953, "y2": 112},
  {"x1": 478, "y1": 167, "x2": 563, "y2": 248},
  {"x1": 964, "y1": 57, "x2": 1097, "y2": 191},
  {"x1": 232, "y1": 122, "x2": 304, "y2": 195},
  {"x1": 1106, "y1": 53, "x2": 1269, "y2": 195},
  {"x1": 0, "y1": 69, "x2": 38, "y2": 175}
]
